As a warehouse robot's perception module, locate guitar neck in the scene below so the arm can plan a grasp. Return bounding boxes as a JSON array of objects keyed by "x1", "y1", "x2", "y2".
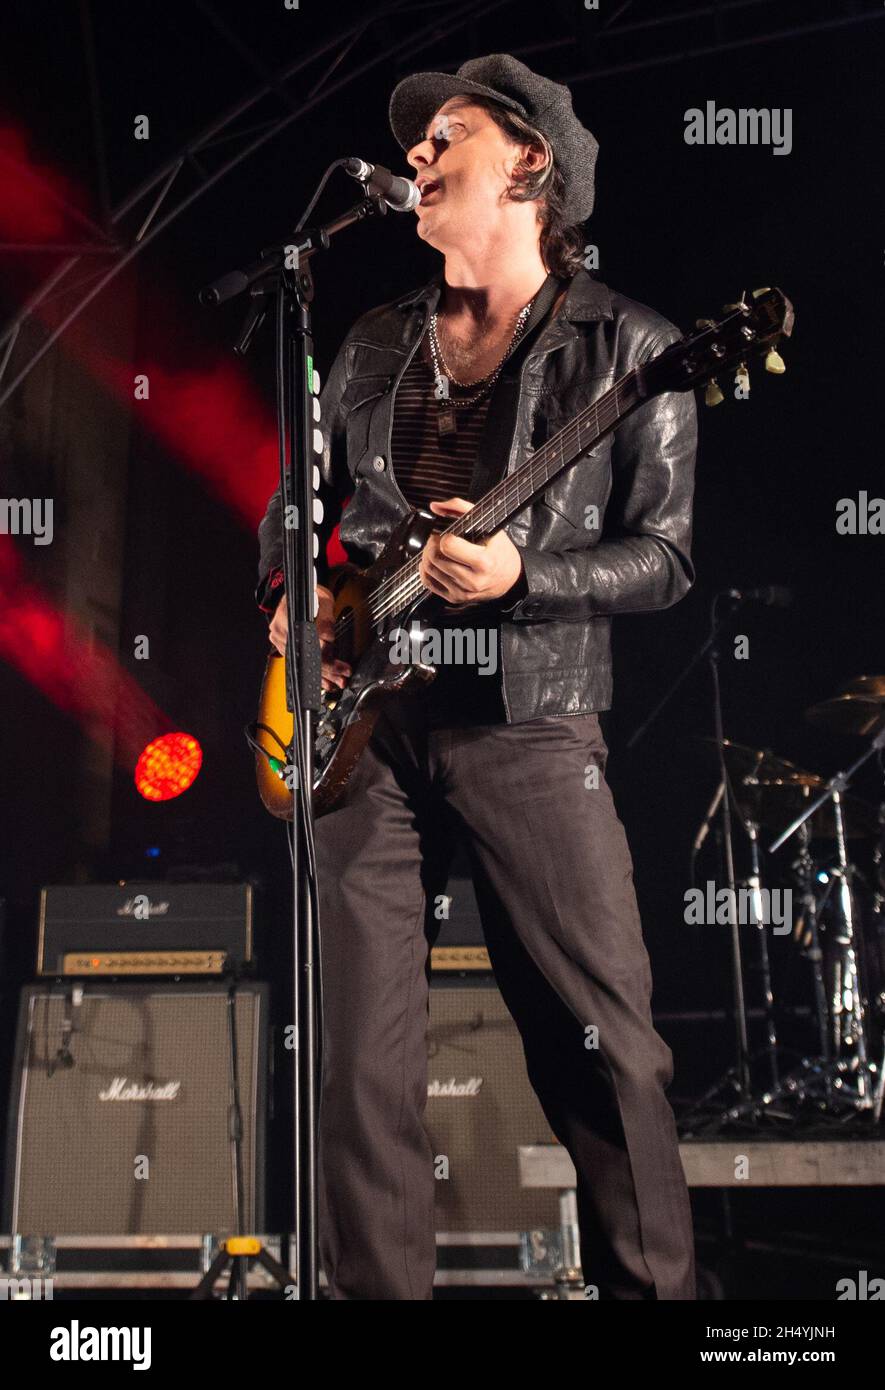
[{"x1": 452, "y1": 365, "x2": 645, "y2": 543}]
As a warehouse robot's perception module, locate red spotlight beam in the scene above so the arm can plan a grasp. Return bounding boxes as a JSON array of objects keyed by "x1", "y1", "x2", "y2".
[
  {"x1": 0, "y1": 0, "x2": 499, "y2": 405},
  {"x1": 0, "y1": 244, "x2": 120, "y2": 254},
  {"x1": 0, "y1": 127, "x2": 104, "y2": 242},
  {"x1": 1, "y1": 124, "x2": 348, "y2": 554},
  {"x1": 0, "y1": 537, "x2": 172, "y2": 769}
]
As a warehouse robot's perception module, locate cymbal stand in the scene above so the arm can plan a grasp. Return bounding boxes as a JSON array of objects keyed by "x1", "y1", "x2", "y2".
[
  {"x1": 743, "y1": 815, "x2": 780, "y2": 1090},
  {"x1": 768, "y1": 731, "x2": 885, "y2": 1118},
  {"x1": 872, "y1": 802, "x2": 885, "y2": 1121},
  {"x1": 791, "y1": 817, "x2": 832, "y2": 1077}
]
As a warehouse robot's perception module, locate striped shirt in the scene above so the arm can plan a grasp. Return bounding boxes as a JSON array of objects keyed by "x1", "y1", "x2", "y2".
[
  {"x1": 391, "y1": 335, "x2": 492, "y2": 508},
  {"x1": 390, "y1": 335, "x2": 507, "y2": 724}
]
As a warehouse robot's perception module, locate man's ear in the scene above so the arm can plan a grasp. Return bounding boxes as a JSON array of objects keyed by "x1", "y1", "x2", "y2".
[
  {"x1": 521, "y1": 139, "x2": 548, "y2": 173},
  {"x1": 508, "y1": 139, "x2": 548, "y2": 194}
]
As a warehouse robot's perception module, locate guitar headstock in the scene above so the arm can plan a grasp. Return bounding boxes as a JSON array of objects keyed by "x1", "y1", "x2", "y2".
[{"x1": 642, "y1": 287, "x2": 795, "y2": 405}]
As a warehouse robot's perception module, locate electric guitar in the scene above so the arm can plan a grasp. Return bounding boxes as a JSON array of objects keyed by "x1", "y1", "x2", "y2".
[{"x1": 253, "y1": 287, "x2": 794, "y2": 818}]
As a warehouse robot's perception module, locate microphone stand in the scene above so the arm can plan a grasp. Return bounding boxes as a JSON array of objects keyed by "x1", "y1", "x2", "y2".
[
  {"x1": 706, "y1": 596, "x2": 752, "y2": 1101},
  {"x1": 628, "y1": 593, "x2": 752, "y2": 1107},
  {"x1": 201, "y1": 185, "x2": 390, "y2": 1299}
]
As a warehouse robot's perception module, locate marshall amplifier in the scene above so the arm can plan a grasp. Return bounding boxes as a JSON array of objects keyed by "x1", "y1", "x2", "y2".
[
  {"x1": 427, "y1": 983, "x2": 560, "y2": 1236},
  {"x1": 37, "y1": 882, "x2": 253, "y2": 976},
  {"x1": 3, "y1": 981, "x2": 267, "y2": 1236},
  {"x1": 430, "y1": 857, "x2": 492, "y2": 972},
  {"x1": 430, "y1": 875, "x2": 491, "y2": 971}
]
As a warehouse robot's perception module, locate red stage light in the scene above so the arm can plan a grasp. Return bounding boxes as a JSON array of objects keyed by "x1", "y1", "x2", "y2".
[
  {"x1": 134, "y1": 732, "x2": 202, "y2": 802},
  {"x1": 0, "y1": 124, "x2": 79, "y2": 240}
]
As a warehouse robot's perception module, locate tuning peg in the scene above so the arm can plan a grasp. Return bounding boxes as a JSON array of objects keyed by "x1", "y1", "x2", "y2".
[
  {"x1": 764, "y1": 347, "x2": 786, "y2": 374},
  {"x1": 704, "y1": 378, "x2": 724, "y2": 407},
  {"x1": 723, "y1": 293, "x2": 748, "y2": 312},
  {"x1": 734, "y1": 363, "x2": 750, "y2": 394},
  {"x1": 751, "y1": 287, "x2": 772, "y2": 298},
  {"x1": 696, "y1": 318, "x2": 715, "y2": 329}
]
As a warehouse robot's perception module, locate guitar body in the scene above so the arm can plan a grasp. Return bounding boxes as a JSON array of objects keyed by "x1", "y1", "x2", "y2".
[{"x1": 254, "y1": 510, "x2": 439, "y2": 819}]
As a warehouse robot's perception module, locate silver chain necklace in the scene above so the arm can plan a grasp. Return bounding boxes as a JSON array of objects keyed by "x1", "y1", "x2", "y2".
[{"x1": 428, "y1": 295, "x2": 537, "y2": 437}]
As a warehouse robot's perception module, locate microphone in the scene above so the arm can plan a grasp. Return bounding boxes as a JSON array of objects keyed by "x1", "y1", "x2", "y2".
[
  {"x1": 720, "y1": 585, "x2": 793, "y2": 607},
  {"x1": 343, "y1": 158, "x2": 421, "y2": 212}
]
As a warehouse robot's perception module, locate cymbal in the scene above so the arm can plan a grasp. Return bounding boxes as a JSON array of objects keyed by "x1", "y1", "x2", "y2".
[
  {"x1": 805, "y1": 695, "x2": 885, "y2": 738},
  {"x1": 839, "y1": 674, "x2": 885, "y2": 699},
  {"x1": 698, "y1": 737, "x2": 820, "y2": 786},
  {"x1": 735, "y1": 779, "x2": 878, "y2": 840},
  {"x1": 698, "y1": 739, "x2": 878, "y2": 838}
]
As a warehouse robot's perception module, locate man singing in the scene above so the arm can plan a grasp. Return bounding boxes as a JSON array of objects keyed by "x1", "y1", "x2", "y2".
[{"x1": 257, "y1": 54, "x2": 697, "y2": 1300}]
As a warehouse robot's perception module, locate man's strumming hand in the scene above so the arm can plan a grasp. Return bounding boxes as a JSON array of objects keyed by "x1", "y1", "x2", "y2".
[{"x1": 268, "y1": 588, "x2": 352, "y2": 691}]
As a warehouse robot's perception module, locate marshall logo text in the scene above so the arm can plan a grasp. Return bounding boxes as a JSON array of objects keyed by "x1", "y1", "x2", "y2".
[
  {"x1": 99, "y1": 1077, "x2": 180, "y2": 1102},
  {"x1": 427, "y1": 1077, "x2": 483, "y2": 1098}
]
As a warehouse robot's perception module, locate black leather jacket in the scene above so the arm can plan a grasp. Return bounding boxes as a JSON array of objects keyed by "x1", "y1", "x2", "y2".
[{"x1": 257, "y1": 268, "x2": 697, "y2": 722}]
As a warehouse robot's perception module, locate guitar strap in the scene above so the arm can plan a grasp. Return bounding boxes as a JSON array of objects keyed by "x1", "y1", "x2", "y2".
[{"x1": 465, "y1": 271, "x2": 566, "y2": 508}]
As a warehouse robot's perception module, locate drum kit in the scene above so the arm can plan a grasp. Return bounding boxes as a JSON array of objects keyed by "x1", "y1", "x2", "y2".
[{"x1": 684, "y1": 675, "x2": 885, "y2": 1132}]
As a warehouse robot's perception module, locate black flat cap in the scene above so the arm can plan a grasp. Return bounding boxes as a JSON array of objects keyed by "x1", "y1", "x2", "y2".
[{"x1": 389, "y1": 53, "x2": 598, "y2": 223}]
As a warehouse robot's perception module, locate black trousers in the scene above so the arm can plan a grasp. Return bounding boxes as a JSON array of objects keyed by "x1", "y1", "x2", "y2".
[{"x1": 315, "y1": 691, "x2": 696, "y2": 1300}]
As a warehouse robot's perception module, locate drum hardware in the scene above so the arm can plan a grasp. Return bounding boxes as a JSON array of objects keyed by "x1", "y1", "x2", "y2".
[
  {"x1": 700, "y1": 740, "x2": 819, "y2": 788},
  {"x1": 791, "y1": 820, "x2": 832, "y2": 1071},
  {"x1": 700, "y1": 741, "x2": 836, "y2": 1082},
  {"x1": 840, "y1": 676, "x2": 885, "y2": 699},
  {"x1": 681, "y1": 740, "x2": 806, "y2": 1132},
  {"x1": 683, "y1": 746, "x2": 810, "y2": 1130},
  {"x1": 803, "y1": 679, "x2": 885, "y2": 1122},
  {"x1": 746, "y1": 835, "x2": 885, "y2": 1124},
  {"x1": 629, "y1": 590, "x2": 885, "y2": 1130},
  {"x1": 764, "y1": 699, "x2": 885, "y2": 1120},
  {"x1": 683, "y1": 722, "x2": 885, "y2": 1133},
  {"x1": 805, "y1": 675, "x2": 885, "y2": 739},
  {"x1": 713, "y1": 744, "x2": 878, "y2": 841},
  {"x1": 807, "y1": 698, "x2": 885, "y2": 739},
  {"x1": 744, "y1": 818, "x2": 780, "y2": 1091},
  {"x1": 871, "y1": 803, "x2": 885, "y2": 1046}
]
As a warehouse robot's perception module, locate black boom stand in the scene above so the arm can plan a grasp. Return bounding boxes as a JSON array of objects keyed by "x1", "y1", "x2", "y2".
[
  {"x1": 627, "y1": 591, "x2": 753, "y2": 1109},
  {"x1": 200, "y1": 177, "x2": 392, "y2": 1299},
  {"x1": 192, "y1": 970, "x2": 290, "y2": 1300}
]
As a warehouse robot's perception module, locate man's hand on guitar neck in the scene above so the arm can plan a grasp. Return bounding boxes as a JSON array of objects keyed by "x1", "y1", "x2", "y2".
[
  {"x1": 268, "y1": 588, "x2": 352, "y2": 692},
  {"x1": 421, "y1": 497, "x2": 526, "y2": 606}
]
